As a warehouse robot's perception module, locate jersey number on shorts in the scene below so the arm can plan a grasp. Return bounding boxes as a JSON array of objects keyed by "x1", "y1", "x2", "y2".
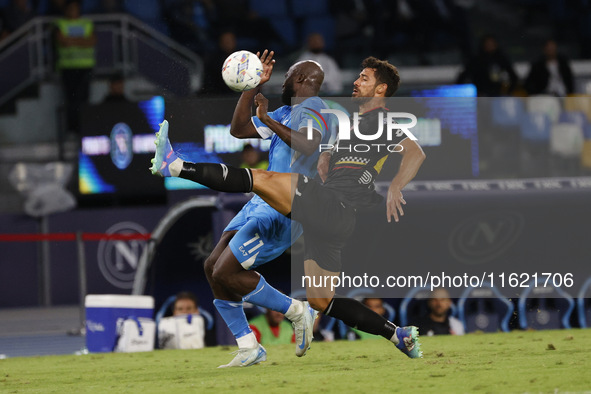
[{"x1": 238, "y1": 233, "x2": 264, "y2": 256}]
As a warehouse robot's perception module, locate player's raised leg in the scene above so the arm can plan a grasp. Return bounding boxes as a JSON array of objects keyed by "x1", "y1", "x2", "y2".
[
  {"x1": 250, "y1": 169, "x2": 296, "y2": 216},
  {"x1": 304, "y1": 259, "x2": 422, "y2": 359},
  {"x1": 151, "y1": 120, "x2": 297, "y2": 216},
  {"x1": 149, "y1": 120, "x2": 183, "y2": 177}
]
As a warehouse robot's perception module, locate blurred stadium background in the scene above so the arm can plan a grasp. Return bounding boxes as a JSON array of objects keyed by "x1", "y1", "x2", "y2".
[{"x1": 1, "y1": 0, "x2": 591, "y2": 369}]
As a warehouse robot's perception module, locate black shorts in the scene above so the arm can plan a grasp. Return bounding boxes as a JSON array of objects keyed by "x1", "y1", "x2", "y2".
[{"x1": 291, "y1": 175, "x2": 356, "y2": 272}]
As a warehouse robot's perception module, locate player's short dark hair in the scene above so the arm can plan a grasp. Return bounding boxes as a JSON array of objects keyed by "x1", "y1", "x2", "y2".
[
  {"x1": 175, "y1": 291, "x2": 198, "y2": 308},
  {"x1": 361, "y1": 57, "x2": 400, "y2": 96}
]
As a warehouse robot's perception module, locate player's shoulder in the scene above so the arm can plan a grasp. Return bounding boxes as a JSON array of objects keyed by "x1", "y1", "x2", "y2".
[
  {"x1": 270, "y1": 105, "x2": 291, "y2": 120},
  {"x1": 299, "y1": 96, "x2": 327, "y2": 109},
  {"x1": 275, "y1": 105, "x2": 291, "y2": 114},
  {"x1": 265, "y1": 104, "x2": 290, "y2": 116}
]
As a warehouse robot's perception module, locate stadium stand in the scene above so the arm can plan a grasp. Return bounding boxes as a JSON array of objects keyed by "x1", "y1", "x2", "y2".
[
  {"x1": 81, "y1": 0, "x2": 99, "y2": 14},
  {"x1": 582, "y1": 139, "x2": 591, "y2": 173},
  {"x1": 526, "y1": 95, "x2": 562, "y2": 124},
  {"x1": 457, "y1": 285, "x2": 513, "y2": 333},
  {"x1": 123, "y1": 0, "x2": 168, "y2": 35},
  {"x1": 549, "y1": 123, "x2": 584, "y2": 174},
  {"x1": 267, "y1": 16, "x2": 297, "y2": 49},
  {"x1": 518, "y1": 280, "x2": 576, "y2": 330},
  {"x1": 302, "y1": 16, "x2": 335, "y2": 52},
  {"x1": 248, "y1": 0, "x2": 288, "y2": 17},
  {"x1": 491, "y1": 97, "x2": 525, "y2": 127},
  {"x1": 559, "y1": 110, "x2": 588, "y2": 129},
  {"x1": 398, "y1": 287, "x2": 458, "y2": 328},
  {"x1": 519, "y1": 112, "x2": 552, "y2": 176},
  {"x1": 292, "y1": 0, "x2": 329, "y2": 17},
  {"x1": 564, "y1": 95, "x2": 591, "y2": 122},
  {"x1": 577, "y1": 277, "x2": 591, "y2": 328},
  {"x1": 520, "y1": 112, "x2": 552, "y2": 143}
]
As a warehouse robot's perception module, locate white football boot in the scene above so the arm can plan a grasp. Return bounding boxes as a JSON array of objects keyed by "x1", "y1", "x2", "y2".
[
  {"x1": 218, "y1": 344, "x2": 267, "y2": 368},
  {"x1": 291, "y1": 301, "x2": 318, "y2": 357}
]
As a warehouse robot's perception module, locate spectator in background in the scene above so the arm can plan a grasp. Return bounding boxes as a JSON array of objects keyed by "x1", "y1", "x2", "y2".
[
  {"x1": 239, "y1": 144, "x2": 268, "y2": 169},
  {"x1": 248, "y1": 309, "x2": 294, "y2": 345},
  {"x1": 329, "y1": 0, "x2": 371, "y2": 65},
  {"x1": 201, "y1": 30, "x2": 237, "y2": 94},
  {"x1": 54, "y1": 0, "x2": 96, "y2": 133},
  {"x1": 173, "y1": 291, "x2": 200, "y2": 316},
  {"x1": 159, "y1": 291, "x2": 206, "y2": 349},
  {"x1": 525, "y1": 39, "x2": 574, "y2": 96},
  {"x1": 406, "y1": 0, "x2": 473, "y2": 64},
  {"x1": 370, "y1": 0, "x2": 415, "y2": 60},
  {"x1": 415, "y1": 288, "x2": 464, "y2": 336},
  {"x1": 296, "y1": 33, "x2": 343, "y2": 95},
  {"x1": 216, "y1": 0, "x2": 285, "y2": 52},
  {"x1": 2, "y1": 0, "x2": 35, "y2": 36},
  {"x1": 102, "y1": 73, "x2": 128, "y2": 103},
  {"x1": 166, "y1": 0, "x2": 216, "y2": 55},
  {"x1": 457, "y1": 35, "x2": 518, "y2": 96}
]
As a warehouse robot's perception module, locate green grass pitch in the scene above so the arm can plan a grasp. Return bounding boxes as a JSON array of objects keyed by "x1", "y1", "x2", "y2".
[{"x1": 1, "y1": 329, "x2": 590, "y2": 393}]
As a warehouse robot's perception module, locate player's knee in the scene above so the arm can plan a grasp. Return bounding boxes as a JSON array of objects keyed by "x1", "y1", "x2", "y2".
[
  {"x1": 211, "y1": 266, "x2": 230, "y2": 286},
  {"x1": 251, "y1": 168, "x2": 271, "y2": 185},
  {"x1": 203, "y1": 256, "x2": 216, "y2": 280},
  {"x1": 308, "y1": 297, "x2": 331, "y2": 312}
]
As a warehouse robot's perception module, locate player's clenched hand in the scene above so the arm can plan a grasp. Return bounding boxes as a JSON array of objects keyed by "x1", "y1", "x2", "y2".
[
  {"x1": 255, "y1": 93, "x2": 269, "y2": 122},
  {"x1": 386, "y1": 184, "x2": 406, "y2": 223},
  {"x1": 256, "y1": 49, "x2": 275, "y2": 85}
]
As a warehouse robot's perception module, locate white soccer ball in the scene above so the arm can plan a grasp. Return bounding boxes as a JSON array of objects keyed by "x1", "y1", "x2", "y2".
[{"x1": 221, "y1": 50, "x2": 263, "y2": 92}]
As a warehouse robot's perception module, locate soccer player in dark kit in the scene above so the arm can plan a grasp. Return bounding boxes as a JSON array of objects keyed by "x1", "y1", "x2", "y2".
[{"x1": 152, "y1": 57, "x2": 426, "y2": 359}]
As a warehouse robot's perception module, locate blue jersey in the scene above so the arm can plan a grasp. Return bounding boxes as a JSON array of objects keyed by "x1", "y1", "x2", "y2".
[
  {"x1": 226, "y1": 97, "x2": 336, "y2": 269},
  {"x1": 251, "y1": 105, "x2": 292, "y2": 173},
  {"x1": 251, "y1": 97, "x2": 336, "y2": 176}
]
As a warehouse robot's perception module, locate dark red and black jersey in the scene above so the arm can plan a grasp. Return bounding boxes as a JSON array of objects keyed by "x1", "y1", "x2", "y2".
[{"x1": 323, "y1": 107, "x2": 407, "y2": 209}]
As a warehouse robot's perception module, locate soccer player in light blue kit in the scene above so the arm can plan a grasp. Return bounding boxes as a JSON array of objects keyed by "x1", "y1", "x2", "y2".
[{"x1": 152, "y1": 50, "x2": 336, "y2": 367}]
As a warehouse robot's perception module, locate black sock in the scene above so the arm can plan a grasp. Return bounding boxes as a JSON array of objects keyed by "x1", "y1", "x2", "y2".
[
  {"x1": 179, "y1": 162, "x2": 253, "y2": 193},
  {"x1": 324, "y1": 297, "x2": 397, "y2": 340}
]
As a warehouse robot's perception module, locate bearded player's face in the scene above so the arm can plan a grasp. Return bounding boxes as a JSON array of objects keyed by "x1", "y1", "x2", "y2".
[
  {"x1": 281, "y1": 80, "x2": 296, "y2": 106},
  {"x1": 281, "y1": 71, "x2": 296, "y2": 106},
  {"x1": 352, "y1": 68, "x2": 379, "y2": 103}
]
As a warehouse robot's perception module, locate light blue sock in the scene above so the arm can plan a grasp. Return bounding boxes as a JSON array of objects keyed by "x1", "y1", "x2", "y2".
[
  {"x1": 213, "y1": 299, "x2": 251, "y2": 339},
  {"x1": 243, "y1": 275, "x2": 292, "y2": 314}
]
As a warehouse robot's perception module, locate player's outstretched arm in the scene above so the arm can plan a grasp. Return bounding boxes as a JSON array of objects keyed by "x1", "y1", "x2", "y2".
[
  {"x1": 229, "y1": 50, "x2": 275, "y2": 139},
  {"x1": 254, "y1": 93, "x2": 321, "y2": 156},
  {"x1": 317, "y1": 151, "x2": 331, "y2": 183},
  {"x1": 386, "y1": 138, "x2": 426, "y2": 223}
]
